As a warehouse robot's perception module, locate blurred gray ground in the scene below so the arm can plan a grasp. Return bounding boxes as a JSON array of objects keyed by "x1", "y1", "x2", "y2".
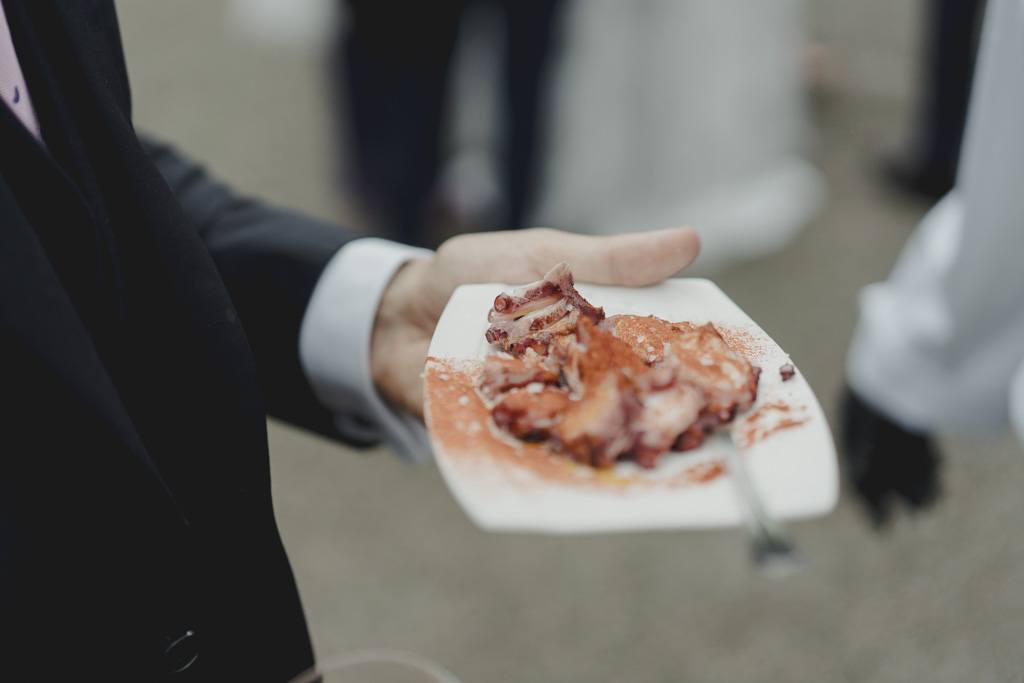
[{"x1": 117, "y1": 1, "x2": 1024, "y2": 681}]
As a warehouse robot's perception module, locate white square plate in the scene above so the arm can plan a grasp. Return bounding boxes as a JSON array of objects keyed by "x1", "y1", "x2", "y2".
[{"x1": 424, "y1": 278, "x2": 838, "y2": 534}]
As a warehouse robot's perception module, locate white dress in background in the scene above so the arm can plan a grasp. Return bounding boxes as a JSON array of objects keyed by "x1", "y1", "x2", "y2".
[{"x1": 528, "y1": 0, "x2": 827, "y2": 274}]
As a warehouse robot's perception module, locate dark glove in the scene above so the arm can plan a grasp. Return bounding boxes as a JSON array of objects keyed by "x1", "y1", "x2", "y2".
[{"x1": 840, "y1": 386, "x2": 942, "y2": 526}]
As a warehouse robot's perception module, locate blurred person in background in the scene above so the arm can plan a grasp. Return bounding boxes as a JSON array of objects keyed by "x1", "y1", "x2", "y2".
[
  {"x1": 333, "y1": 0, "x2": 564, "y2": 248},
  {"x1": 0, "y1": 1, "x2": 700, "y2": 679},
  {"x1": 842, "y1": 0, "x2": 1024, "y2": 526},
  {"x1": 528, "y1": 0, "x2": 827, "y2": 274},
  {"x1": 880, "y1": 0, "x2": 987, "y2": 199}
]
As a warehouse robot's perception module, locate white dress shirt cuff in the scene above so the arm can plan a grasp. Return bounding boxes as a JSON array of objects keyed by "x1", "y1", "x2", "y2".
[{"x1": 299, "y1": 237, "x2": 434, "y2": 464}]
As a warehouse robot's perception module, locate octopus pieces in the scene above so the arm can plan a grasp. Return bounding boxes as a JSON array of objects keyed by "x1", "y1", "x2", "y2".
[
  {"x1": 484, "y1": 261, "x2": 604, "y2": 356},
  {"x1": 477, "y1": 262, "x2": 761, "y2": 469}
]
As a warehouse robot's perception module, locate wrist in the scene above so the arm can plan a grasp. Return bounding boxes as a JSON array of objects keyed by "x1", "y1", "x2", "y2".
[{"x1": 371, "y1": 256, "x2": 435, "y2": 417}]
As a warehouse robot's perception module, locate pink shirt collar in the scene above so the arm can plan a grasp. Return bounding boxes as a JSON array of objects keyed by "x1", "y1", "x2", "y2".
[{"x1": 0, "y1": 1, "x2": 43, "y2": 143}]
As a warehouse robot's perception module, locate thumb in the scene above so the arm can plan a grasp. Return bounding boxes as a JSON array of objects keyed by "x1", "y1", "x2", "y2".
[
  {"x1": 430, "y1": 225, "x2": 701, "y2": 307},
  {"x1": 555, "y1": 226, "x2": 701, "y2": 286}
]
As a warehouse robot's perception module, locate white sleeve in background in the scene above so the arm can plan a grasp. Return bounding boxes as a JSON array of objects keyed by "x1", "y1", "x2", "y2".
[
  {"x1": 299, "y1": 237, "x2": 435, "y2": 464},
  {"x1": 845, "y1": 0, "x2": 1024, "y2": 437}
]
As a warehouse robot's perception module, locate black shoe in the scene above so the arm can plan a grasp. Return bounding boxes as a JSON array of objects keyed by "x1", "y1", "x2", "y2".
[{"x1": 840, "y1": 387, "x2": 942, "y2": 526}]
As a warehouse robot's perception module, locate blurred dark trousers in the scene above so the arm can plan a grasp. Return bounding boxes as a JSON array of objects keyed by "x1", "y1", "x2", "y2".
[
  {"x1": 336, "y1": 0, "x2": 562, "y2": 247},
  {"x1": 916, "y1": 0, "x2": 985, "y2": 186}
]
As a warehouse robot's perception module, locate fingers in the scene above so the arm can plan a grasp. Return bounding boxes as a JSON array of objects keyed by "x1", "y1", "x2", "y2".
[
  {"x1": 435, "y1": 226, "x2": 700, "y2": 290},
  {"x1": 563, "y1": 226, "x2": 701, "y2": 286}
]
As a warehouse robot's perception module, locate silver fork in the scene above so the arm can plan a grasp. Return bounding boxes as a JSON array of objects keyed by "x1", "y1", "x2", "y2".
[{"x1": 724, "y1": 438, "x2": 804, "y2": 578}]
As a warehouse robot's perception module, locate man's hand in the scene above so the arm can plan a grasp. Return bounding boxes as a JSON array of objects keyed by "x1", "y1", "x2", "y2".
[{"x1": 371, "y1": 226, "x2": 701, "y2": 418}]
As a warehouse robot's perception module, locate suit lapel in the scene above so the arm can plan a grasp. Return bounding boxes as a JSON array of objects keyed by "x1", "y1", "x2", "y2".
[
  {"x1": 2, "y1": 0, "x2": 129, "y2": 362},
  {"x1": 3, "y1": 0, "x2": 273, "y2": 514},
  {"x1": 0, "y1": 0, "x2": 189, "y2": 521}
]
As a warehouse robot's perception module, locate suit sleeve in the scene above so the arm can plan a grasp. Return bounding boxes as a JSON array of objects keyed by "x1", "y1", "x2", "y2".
[{"x1": 139, "y1": 135, "x2": 370, "y2": 442}]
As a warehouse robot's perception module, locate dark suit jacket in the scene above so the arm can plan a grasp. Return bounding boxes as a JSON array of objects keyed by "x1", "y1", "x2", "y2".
[{"x1": 0, "y1": 2, "x2": 364, "y2": 680}]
